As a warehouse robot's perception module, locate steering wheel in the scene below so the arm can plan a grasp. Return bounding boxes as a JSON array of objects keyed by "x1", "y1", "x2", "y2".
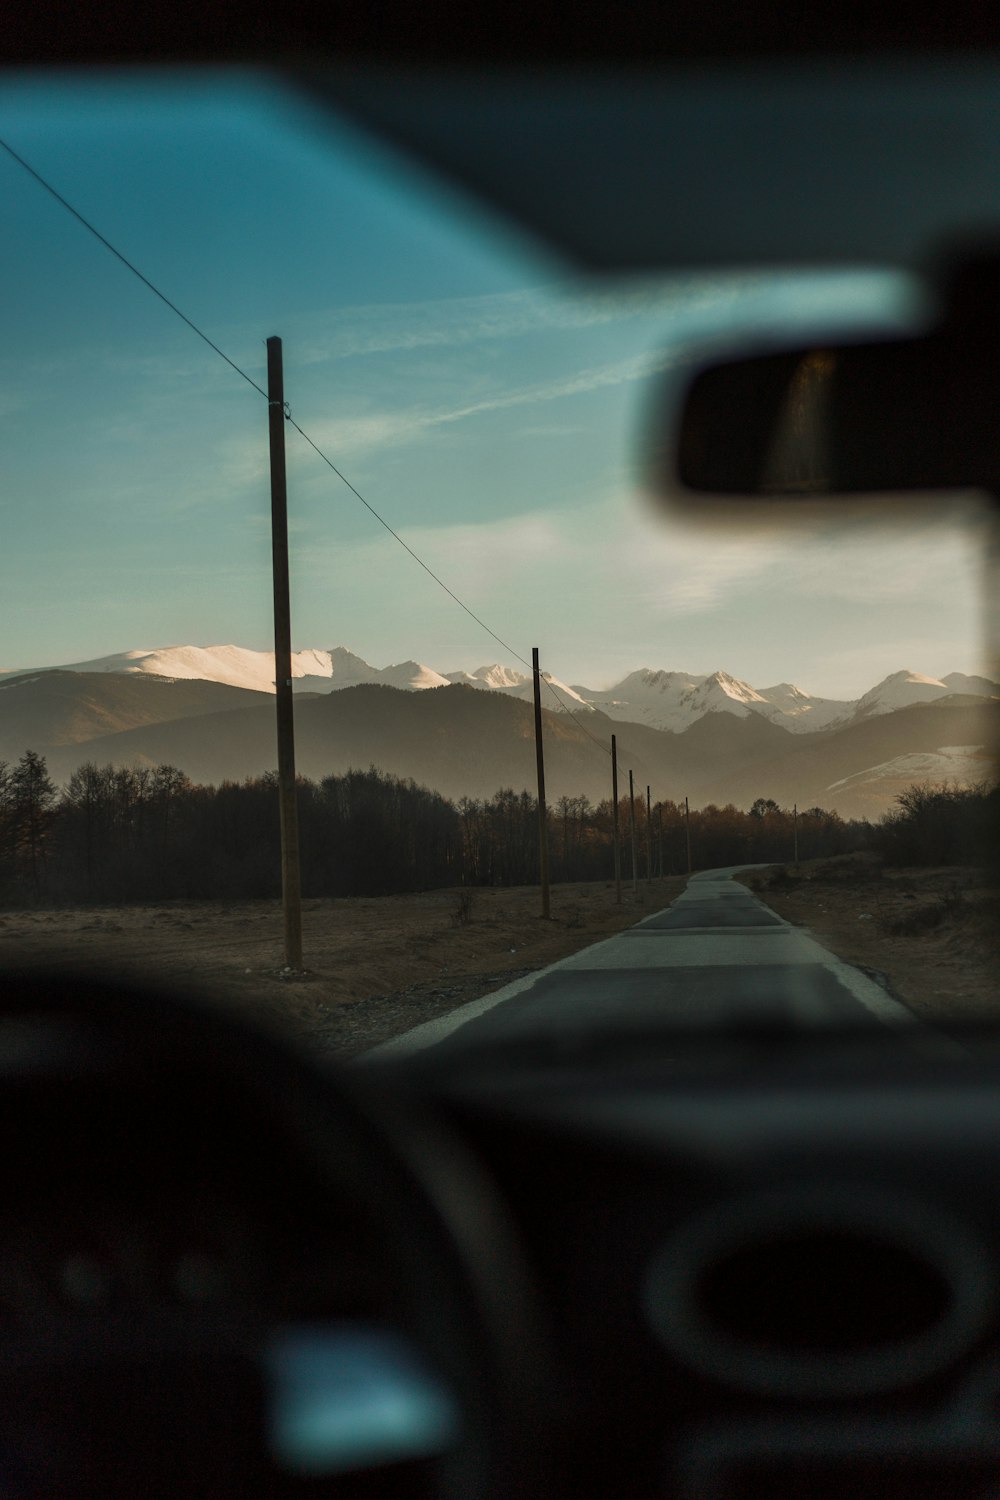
[{"x1": 0, "y1": 970, "x2": 554, "y2": 1498}]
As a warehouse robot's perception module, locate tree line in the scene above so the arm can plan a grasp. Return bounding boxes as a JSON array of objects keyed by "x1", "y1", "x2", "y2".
[
  {"x1": 869, "y1": 780, "x2": 999, "y2": 869},
  {"x1": 0, "y1": 749, "x2": 989, "y2": 906}
]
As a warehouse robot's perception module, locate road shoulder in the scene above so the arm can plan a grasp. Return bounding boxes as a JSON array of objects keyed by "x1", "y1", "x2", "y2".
[{"x1": 735, "y1": 857, "x2": 998, "y2": 1025}]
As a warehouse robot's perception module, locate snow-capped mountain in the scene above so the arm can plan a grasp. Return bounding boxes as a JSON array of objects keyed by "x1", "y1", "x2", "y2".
[
  {"x1": 849, "y1": 670, "x2": 976, "y2": 722},
  {"x1": 571, "y1": 668, "x2": 852, "y2": 734},
  {"x1": 444, "y1": 663, "x2": 531, "y2": 690},
  {"x1": 571, "y1": 669, "x2": 768, "y2": 732},
  {"x1": 319, "y1": 647, "x2": 449, "y2": 693},
  {"x1": 6, "y1": 644, "x2": 995, "y2": 737},
  {"x1": 38, "y1": 644, "x2": 323, "y2": 695},
  {"x1": 446, "y1": 663, "x2": 592, "y2": 711},
  {"x1": 578, "y1": 666, "x2": 996, "y2": 735},
  {"x1": 25, "y1": 644, "x2": 450, "y2": 696},
  {"x1": 754, "y1": 682, "x2": 852, "y2": 731}
]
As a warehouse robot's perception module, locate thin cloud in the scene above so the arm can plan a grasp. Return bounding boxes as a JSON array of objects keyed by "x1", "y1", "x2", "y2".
[
  {"x1": 626, "y1": 534, "x2": 793, "y2": 614},
  {"x1": 290, "y1": 268, "x2": 922, "y2": 367},
  {"x1": 291, "y1": 283, "x2": 704, "y2": 364},
  {"x1": 295, "y1": 494, "x2": 791, "y2": 636},
  {"x1": 297, "y1": 349, "x2": 678, "y2": 458},
  {"x1": 294, "y1": 489, "x2": 983, "y2": 660}
]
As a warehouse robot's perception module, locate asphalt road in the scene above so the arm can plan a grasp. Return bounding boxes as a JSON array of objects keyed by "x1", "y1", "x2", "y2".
[{"x1": 371, "y1": 866, "x2": 917, "y2": 1059}]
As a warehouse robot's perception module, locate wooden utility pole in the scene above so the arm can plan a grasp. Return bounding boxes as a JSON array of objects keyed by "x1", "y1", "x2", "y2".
[
  {"x1": 267, "y1": 336, "x2": 303, "y2": 970},
  {"x1": 628, "y1": 769, "x2": 638, "y2": 898},
  {"x1": 793, "y1": 802, "x2": 799, "y2": 867},
  {"x1": 657, "y1": 806, "x2": 664, "y2": 876},
  {"x1": 531, "y1": 647, "x2": 551, "y2": 919},
  {"x1": 611, "y1": 734, "x2": 622, "y2": 905},
  {"x1": 646, "y1": 785, "x2": 652, "y2": 884},
  {"x1": 685, "y1": 795, "x2": 693, "y2": 875}
]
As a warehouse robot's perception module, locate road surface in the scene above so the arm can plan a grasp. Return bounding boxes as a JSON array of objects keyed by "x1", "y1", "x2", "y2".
[{"x1": 370, "y1": 866, "x2": 917, "y2": 1059}]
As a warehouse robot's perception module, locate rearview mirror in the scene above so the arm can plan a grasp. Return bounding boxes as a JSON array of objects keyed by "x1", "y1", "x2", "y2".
[{"x1": 671, "y1": 254, "x2": 1000, "y2": 497}]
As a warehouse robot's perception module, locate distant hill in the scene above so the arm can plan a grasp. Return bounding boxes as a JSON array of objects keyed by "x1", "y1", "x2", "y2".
[
  {"x1": 700, "y1": 697, "x2": 1000, "y2": 818},
  {"x1": 26, "y1": 684, "x2": 651, "y2": 802},
  {"x1": 4, "y1": 674, "x2": 791, "y2": 803},
  {"x1": 0, "y1": 670, "x2": 271, "y2": 762},
  {"x1": 4, "y1": 672, "x2": 994, "y2": 817}
]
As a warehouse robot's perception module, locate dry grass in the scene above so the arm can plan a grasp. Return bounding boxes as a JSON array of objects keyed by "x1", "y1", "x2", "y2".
[
  {"x1": 1, "y1": 875, "x2": 684, "y2": 1054},
  {"x1": 738, "y1": 856, "x2": 999, "y2": 1023}
]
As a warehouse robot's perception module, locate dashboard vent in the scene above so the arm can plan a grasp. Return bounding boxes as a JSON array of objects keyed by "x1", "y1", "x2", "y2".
[
  {"x1": 644, "y1": 1187, "x2": 991, "y2": 1399},
  {"x1": 697, "y1": 1228, "x2": 949, "y2": 1353}
]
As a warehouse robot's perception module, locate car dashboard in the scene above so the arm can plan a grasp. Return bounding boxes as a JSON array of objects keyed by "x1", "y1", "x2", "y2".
[
  {"x1": 4, "y1": 973, "x2": 1000, "y2": 1499},
  {"x1": 410, "y1": 1034, "x2": 1000, "y2": 1499}
]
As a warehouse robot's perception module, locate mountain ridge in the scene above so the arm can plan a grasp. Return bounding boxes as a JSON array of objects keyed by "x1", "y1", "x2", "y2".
[
  {"x1": 3, "y1": 672, "x2": 994, "y2": 820},
  {"x1": 3, "y1": 644, "x2": 995, "y2": 737}
]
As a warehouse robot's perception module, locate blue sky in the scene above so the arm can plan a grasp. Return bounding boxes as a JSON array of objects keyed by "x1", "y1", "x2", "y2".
[{"x1": 0, "y1": 69, "x2": 989, "y2": 698}]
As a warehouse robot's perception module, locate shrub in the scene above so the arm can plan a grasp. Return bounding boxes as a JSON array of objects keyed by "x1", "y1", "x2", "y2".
[{"x1": 872, "y1": 782, "x2": 999, "y2": 868}]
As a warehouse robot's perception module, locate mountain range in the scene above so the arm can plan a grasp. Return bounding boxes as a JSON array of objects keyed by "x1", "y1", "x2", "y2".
[
  {"x1": 0, "y1": 644, "x2": 995, "y2": 819},
  {"x1": 4, "y1": 643, "x2": 995, "y2": 736}
]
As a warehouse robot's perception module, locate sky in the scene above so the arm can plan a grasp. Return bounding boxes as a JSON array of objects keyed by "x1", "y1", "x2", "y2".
[{"x1": 0, "y1": 69, "x2": 991, "y2": 699}]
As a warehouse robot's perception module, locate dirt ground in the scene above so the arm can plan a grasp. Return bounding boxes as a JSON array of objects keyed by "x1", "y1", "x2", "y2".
[
  {"x1": 0, "y1": 876, "x2": 685, "y2": 1055},
  {"x1": 5, "y1": 861, "x2": 993, "y2": 1051},
  {"x1": 737, "y1": 856, "x2": 999, "y2": 1025}
]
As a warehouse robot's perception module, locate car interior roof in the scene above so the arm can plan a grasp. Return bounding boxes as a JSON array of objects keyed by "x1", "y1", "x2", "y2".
[
  {"x1": 9, "y1": 12, "x2": 1000, "y2": 279},
  {"x1": 6, "y1": 3, "x2": 1000, "y2": 67}
]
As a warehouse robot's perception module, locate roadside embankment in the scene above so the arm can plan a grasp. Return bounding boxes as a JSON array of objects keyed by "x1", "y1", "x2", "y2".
[
  {"x1": 736, "y1": 855, "x2": 998, "y2": 1023},
  {"x1": 2, "y1": 876, "x2": 685, "y2": 1055}
]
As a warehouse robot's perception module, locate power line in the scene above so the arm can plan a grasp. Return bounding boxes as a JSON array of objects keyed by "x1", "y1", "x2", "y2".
[
  {"x1": 283, "y1": 423, "x2": 615, "y2": 750},
  {"x1": 541, "y1": 675, "x2": 613, "y2": 757},
  {"x1": 0, "y1": 135, "x2": 268, "y2": 402},
  {"x1": 284, "y1": 416, "x2": 532, "y2": 670},
  {"x1": 289, "y1": 414, "x2": 611, "y2": 757},
  {"x1": 284, "y1": 420, "x2": 612, "y2": 753},
  {"x1": 2, "y1": 134, "x2": 533, "y2": 670},
  {"x1": 3, "y1": 134, "x2": 612, "y2": 757}
]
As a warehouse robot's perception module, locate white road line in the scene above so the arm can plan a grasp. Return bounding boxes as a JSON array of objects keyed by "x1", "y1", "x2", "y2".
[
  {"x1": 361, "y1": 864, "x2": 931, "y2": 1059},
  {"x1": 361, "y1": 955, "x2": 575, "y2": 1057}
]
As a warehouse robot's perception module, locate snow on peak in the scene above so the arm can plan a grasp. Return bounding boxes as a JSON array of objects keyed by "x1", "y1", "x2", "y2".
[
  {"x1": 445, "y1": 663, "x2": 531, "y2": 690},
  {"x1": 755, "y1": 682, "x2": 853, "y2": 729},
  {"x1": 441, "y1": 662, "x2": 589, "y2": 710},
  {"x1": 852, "y1": 670, "x2": 952, "y2": 720},
  {"x1": 701, "y1": 670, "x2": 770, "y2": 705},
  {"x1": 379, "y1": 660, "x2": 451, "y2": 691},
  {"x1": 878, "y1": 670, "x2": 949, "y2": 689},
  {"x1": 18, "y1": 644, "x2": 994, "y2": 733},
  {"x1": 35, "y1": 644, "x2": 449, "y2": 696},
  {"x1": 535, "y1": 673, "x2": 594, "y2": 711},
  {"x1": 292, "y1": 649, "x2": 448, "y2": 694},
  {"x1": 574, "y1": 667, "x2": 768, "y2": 733},
  {"x1": 473, "y1": 663, "x2": 531, "y2": 689},
  {"x1": 758, "y1": 681, "x2": 811, "y2": 704},
  {"x1": 55, "y1": 644, "x2": 293, "y2": 693},
  {"x1": 476, "y1": 671, "x2": 595, "y2": 712}
]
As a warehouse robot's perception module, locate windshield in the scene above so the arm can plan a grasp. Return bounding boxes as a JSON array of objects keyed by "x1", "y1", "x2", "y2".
[{"x1": 1, "y1": 69, "x2": 996, "y2": 1054}]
